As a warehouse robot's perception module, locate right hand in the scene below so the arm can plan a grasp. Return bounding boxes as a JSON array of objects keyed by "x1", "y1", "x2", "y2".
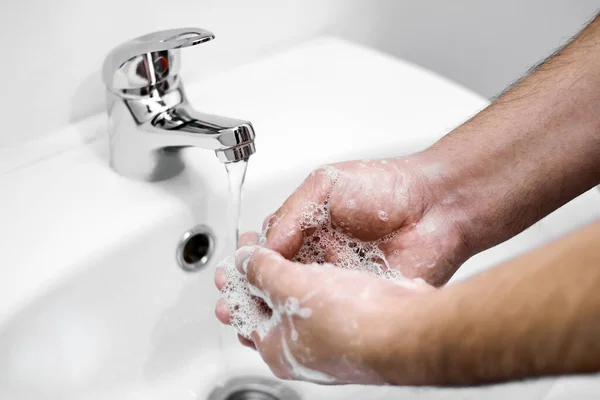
[
  {"x1": 217, "y1": 244, "x2": 436, "y2": 384},
  {"x1": 215, "y1": 154, "x2": 473, "y2": 349},
  {"x1": 261, "y1": 156, "x2": 472, "y2": 286}
]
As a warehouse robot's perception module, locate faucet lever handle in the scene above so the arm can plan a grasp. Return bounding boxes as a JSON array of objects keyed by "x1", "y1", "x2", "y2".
[{"x1": 102, "y1": 28, "x2": 215, "y2": 92}]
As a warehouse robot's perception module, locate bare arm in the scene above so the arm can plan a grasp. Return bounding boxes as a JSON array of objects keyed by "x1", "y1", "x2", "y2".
[
  {"x1": 420, "y1": 13, "x2": 600, "y2": 257},
  {"x1": 214, "y1": 13, "x2": 600, "y2": 385},
  {"x1": 380, "y1": 220, "x2": 600, "y2": 385},
  {"x1": 216, "y1": 220, "x2": 600, "y2": 385},
  {"x1": 248, "y1": 14, "x2": 600, "y2": 289}
]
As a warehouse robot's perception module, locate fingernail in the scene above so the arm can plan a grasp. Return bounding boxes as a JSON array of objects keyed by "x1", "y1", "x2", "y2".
[
  {"x1": 262, "y1": 213, "x2": 276, "y2": 230},
  {"x1": 235, "y1": 246, "x2": 255, "y2": 275}
]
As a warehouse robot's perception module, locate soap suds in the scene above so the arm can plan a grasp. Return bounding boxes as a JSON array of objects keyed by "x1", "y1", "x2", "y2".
[
  {"x1": 280, "y1": 336, "x2": 337, "y2": 383},
  {"x1": 259, "y1": 214, "x2": 281, "y2": 246},
  {"x1": 322, "y1": 165, "x2": 340, "y2": 180},
  {"x1": 220, "y1": 166, "x2": 414, "y2": 345},
  {"x1": 220, "y1": 195, "x2": 412, "y2": 340},
  {"x1": 219, "y1": 256, "x2": 272, "y2": 339}
]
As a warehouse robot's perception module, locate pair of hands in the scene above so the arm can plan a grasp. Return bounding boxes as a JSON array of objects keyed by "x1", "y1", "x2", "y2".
[
  {"x1": 214, "y1": 156, "x2": 470, "y2": 383},
  {"x1": 215, "y1": 13, "x2": 600, "y2": 383}
]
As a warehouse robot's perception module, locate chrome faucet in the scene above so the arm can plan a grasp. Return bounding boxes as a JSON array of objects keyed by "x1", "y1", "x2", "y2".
[{"x1": 102, "y1": 28, "x2": 256, "y2": 181}]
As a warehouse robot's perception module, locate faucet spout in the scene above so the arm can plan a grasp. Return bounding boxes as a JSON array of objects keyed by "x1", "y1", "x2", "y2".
[
  {"x1": 102, "y1": 28, "x2": 257, "y2": 181},
  {"x1": 152, "y1": 104, "x2": 256, "y2": 163}
]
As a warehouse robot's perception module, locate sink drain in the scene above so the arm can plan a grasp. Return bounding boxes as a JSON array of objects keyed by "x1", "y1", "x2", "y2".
[
  {"x1": 223, "y1": 390, "x2": 277, "y2": 400},
  {"x1": 208, "y1": 376, "x2": 301, "y2": 400},
  {"x1": 176, "y1": 225, "x2": 215, "y2": 272}
]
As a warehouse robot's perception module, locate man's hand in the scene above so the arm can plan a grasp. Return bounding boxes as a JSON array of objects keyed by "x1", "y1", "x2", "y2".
[
  {"x1": 262, "y1": 157, "x2": 471, "y2": 286},
  {"x1": 218, "y1": 221, "x2": 600, "y2": 386},
  {"x1": 214, "y1": 13, "x2": 600, "y2": 387},
  {"x1": 217, "y1": 244, "x2": 434, "y2": 384}
]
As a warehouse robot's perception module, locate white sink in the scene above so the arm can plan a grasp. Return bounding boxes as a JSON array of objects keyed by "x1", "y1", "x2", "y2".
[{"x1": 1, "y1": 38, "x2": 599, "y2": 399}]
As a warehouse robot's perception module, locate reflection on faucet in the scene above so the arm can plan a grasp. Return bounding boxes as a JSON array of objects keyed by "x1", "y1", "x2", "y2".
[
  {"x1": 152, "y1": 103, "x2": 256, "y2": 162},
  {"x1": 102, "y1": 28, "x2": 256, "y2": 181}
]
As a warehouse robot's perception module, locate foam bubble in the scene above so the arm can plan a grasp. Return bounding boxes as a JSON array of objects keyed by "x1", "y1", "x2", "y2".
[
  {"x1": 219, "y1": 256, "x2": 273, "y2": 339},
  {"x1": 259, "y1": 214, "x2": 281, "y2": 246},
  {"x1": 290, "y1": 200, "x2": 406, "y2": 279},
  {"x1": 220, "y1": 185, "x2": 414, "y2": 342},
  {"x1": 322, "y1": 165, "x2": 340, "y2": 180}
]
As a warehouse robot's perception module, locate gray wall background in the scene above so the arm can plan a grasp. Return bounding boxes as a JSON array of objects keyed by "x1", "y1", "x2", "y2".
[
  {"x1": 341, "y1": 0, "x2": 600, "y2": 98},
  {"x1": 1, "y1": 0, "x2": 598, "y2": 147}
]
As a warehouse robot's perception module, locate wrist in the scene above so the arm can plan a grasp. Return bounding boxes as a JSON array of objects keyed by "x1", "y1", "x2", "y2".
[
  {"x1": 411, "y1": 131, "x2": 517, "y2": 256},
  {"x1": 399, "y1": 150, "x2": 481, "y2": 262},
  {"x1": 367, "y1": 288, "x2": 447, "y2": 385}
]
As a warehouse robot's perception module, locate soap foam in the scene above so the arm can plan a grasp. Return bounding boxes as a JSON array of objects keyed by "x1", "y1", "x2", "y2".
[
  {"x1": 292, "y1": 200, "x2": 402, "y2": 280},
  {"x1": 220, "y1": 166, "x2": 410, "y2": 340},
  {"x1": 219, "y1": 256, "x2": 273, "y2": 339}
]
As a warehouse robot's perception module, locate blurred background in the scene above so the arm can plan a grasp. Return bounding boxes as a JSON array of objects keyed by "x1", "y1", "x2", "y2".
[{"x1": 1, "y1": 0, "x2": 598, "y2": 148}]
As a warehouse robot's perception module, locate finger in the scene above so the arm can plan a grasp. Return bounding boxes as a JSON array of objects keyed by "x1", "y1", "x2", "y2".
[
  {"x1": 237, "y1": 246, "x2": 285, "y2": 292},
  {"x1": 251, "y1": 330, "x2": 280, "y2": 371},
  {"x1": 235, "y1": 246, "x2": 256, "y2": 274},
  {"x1": 214, "y1": 267, "x2": 228, "y2": 291},
  {"x1": 392, "y1": 276, "x2": 436, "y2": 293},
  {"x1": 238, "y1": 231, "x2": 259, "y2": 248},
  {"x1": 215, "y1": 297, "x2": 231, "y2": 324},
  {"x1": 251, "y1": 329, "x2": 294, "y2": 380},
  {"x1": 263, "y1": 168, "x2": 336, "y2": 259},
  {"x1": 262, "y1": 213, "x2": 276, "y2": 231},
  {"x1": 237, "y1": 246, "x2": 311, "y2": 303},
  {"x1": 238, "y1": 334, "x2": 257, "y2": 350},
  {"x1": 262, "y1": 212, "x2": 303, "y2": 259},
  {"x1": 242, "y1": 246, "x2": 287, "y2": 292}
]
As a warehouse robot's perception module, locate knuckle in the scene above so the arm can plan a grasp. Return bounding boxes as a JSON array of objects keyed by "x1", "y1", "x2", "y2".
[
  {"x1": 262, "y1": 213, "x2": 281, "y2": 231},
  {"x1": 245, "y1": 261, "x2": 261, "y2": 286},
  {"x1": 247, "y1": 250, "x2": 284, "y2": 288},
  {"x1": 238, "y1": 231, "x2": 259, "y2": 247}
]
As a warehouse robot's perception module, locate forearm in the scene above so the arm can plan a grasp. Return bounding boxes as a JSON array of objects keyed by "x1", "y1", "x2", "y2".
[
  {"x1": 420, "y1": 14, "x2": 600, "y2": 255},
  {"x1": 384, "y1": 219, "x2": 600, "y2": 386}
]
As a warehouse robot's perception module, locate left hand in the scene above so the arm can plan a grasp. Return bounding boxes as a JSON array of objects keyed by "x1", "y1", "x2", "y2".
[{"x1": 215, "y1": 237, "x2": 434, "y2": 384}]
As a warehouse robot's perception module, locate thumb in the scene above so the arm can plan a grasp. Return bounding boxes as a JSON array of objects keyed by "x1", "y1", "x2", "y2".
[
  {"x1": 261, "y1": 212, "x2": 304, "y2": 259},
  {"x1": 235, "y1": 245, "x2": 305, "y2": 303},
  {"x1": 262, "y1": 167, "x2": 336, "y2": 259}
]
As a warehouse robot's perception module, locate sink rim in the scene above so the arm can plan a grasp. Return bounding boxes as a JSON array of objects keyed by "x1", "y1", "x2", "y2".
[{"x1": 0, "y1": 37, "x2": 491, "y2": 331}]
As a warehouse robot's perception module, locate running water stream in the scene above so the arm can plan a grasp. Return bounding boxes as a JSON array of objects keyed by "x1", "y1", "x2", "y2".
[
  {"x1": 219, "y1": 159, "x2": 248, "y2": 376},
  {"x1": 225, "y1": 160, "x2": 248, "y2": 243}
]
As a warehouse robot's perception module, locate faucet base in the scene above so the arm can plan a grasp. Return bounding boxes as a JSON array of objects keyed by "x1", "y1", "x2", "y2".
[
  {"x1": 110, "y1": 147, "x2": 185, "y2": 182},
  {"x1": 216, "y1": 142, "x2": 256, "y2": 163}
]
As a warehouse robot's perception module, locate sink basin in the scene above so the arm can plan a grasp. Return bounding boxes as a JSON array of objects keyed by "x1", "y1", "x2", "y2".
[{"x1": 1, "y1": 37, "x2": 599, "y2": 399}]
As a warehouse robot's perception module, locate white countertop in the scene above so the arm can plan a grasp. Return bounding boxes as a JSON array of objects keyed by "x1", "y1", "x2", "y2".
[
  {"x1": 0, "y1": 37, "x2": 490, "y2": 323},
  {"x1": 2, "y1": 36, "x2": 600, "y2": 399}
]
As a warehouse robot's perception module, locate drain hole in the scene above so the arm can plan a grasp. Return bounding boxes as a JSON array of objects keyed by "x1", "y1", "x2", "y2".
[
  {"x1": 183, "y1": 233, "x2": 210, "y2": 264},
  {"x1": 208, "y1": 376, "x2": 301, "y2": 400},
  {"x1": 226, "y1": 390, "x2": 278, "y2": 400},
  {"x1": 176, "y1": 225, "x2": 215, "y2": 272}
]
